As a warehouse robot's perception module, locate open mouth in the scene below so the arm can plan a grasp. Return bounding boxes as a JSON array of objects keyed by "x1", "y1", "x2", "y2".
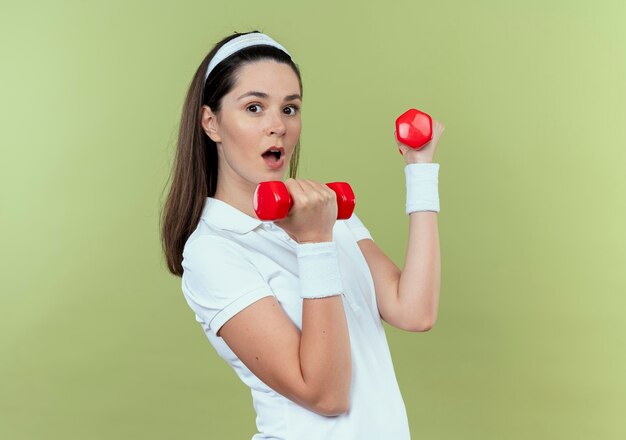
[{"x1": 261, "y1": 147, "x2": 284, "y2": 163}]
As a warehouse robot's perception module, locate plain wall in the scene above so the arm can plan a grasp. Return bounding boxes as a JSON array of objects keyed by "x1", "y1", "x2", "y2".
[{"x1": 1, "y1": 0, "x2": 624, "y2": 438}]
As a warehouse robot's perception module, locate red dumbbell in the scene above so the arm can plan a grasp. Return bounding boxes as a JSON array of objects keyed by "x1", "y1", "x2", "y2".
[
  {"x1": 395, "y1": 108, "x2": 433, "y2": 150},
  {"x1": 253, "y1": 181, "x2": 355, "y2": 221}
]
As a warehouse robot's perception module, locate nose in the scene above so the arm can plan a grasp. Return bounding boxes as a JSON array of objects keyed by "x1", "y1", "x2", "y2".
[{"x1": 266, "y1": 109, "x2": 287, "y2": 137}]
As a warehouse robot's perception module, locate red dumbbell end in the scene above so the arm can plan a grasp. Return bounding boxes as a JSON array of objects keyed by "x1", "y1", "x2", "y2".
[
  {"x1": 326, "y1": 182, "x2": 356, "y2": 220},
  {"x1": 254, "y1": 181, "x2": 293, "y2": 221},
  {"x1": 395, "y1": 108, "x2": 433, "y2": 150}
]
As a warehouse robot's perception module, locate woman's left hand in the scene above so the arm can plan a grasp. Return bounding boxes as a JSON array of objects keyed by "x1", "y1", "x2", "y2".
[{"x1": 394, "y1": 119, "x2": 445, "y2": 164}]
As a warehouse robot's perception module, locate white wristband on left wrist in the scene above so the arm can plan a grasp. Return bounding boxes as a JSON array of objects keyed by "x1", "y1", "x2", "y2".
[{"x1": 405, "y1": 163, "x2": 440, "y2": 214}]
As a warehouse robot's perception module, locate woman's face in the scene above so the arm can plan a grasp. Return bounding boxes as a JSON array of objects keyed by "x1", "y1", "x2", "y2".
[{"x1": 203, "y1": 59, "x2": 302, "y2": 186}]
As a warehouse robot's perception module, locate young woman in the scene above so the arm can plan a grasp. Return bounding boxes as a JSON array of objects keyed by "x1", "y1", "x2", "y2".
[{"x1": 161, "y1": 30, "x2": 444, "y2": 440}]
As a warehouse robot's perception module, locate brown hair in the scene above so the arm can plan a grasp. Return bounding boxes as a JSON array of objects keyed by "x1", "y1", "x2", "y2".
[{"x1": 160, "y1": 30, "x2": 303, "y2": 276}]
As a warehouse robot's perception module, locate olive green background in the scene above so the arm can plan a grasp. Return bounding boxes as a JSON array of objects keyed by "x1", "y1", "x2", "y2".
[{"x1": 1, "y1": 0, "x2": 624, "y2": 438}]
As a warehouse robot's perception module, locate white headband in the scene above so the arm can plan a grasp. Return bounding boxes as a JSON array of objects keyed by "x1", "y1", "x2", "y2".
[{"x1": 204, "y1": 33, "x2": 292, "y2": 84}]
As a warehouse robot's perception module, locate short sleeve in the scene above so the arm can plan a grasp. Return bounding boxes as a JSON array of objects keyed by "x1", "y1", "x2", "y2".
[
  {"x1": 344, "y1": 212, "x2": 374, "y2": 242},
  {"x1": 181, "y1": 236, "x2": 275, "y2": 337}
]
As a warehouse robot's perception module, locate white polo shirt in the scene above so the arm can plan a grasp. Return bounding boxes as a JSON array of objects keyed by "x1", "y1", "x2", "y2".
[{"x1": 181, "y1": 197, "x2": 410, "y2": 440}]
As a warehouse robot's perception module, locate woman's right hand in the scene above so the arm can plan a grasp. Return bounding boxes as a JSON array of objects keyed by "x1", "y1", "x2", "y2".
[{"x1": 274, "y1": 178, "x2": 338, "y2": 244}]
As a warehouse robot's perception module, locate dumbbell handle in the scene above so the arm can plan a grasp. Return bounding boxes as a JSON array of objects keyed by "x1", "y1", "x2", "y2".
[{"x1": 253, "y1": 181, "x2": 356, "y2": 221}]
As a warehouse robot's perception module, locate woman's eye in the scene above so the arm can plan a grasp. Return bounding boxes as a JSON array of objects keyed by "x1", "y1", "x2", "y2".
[
  {"x1": 247, "y1": 104, "x2": 262, "y2": 113},
  {"x1": 284, "y1": 105, "x2": 300, "y2": 115}
]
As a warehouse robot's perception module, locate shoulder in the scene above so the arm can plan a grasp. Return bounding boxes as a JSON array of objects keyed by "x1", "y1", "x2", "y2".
[
  {"x1": 182, "y1": 233, "x2": 256, "y2": 278},
  {"x1": 180, "y1": 234, "x2": 275, "y2": 335},
  {"x1": 183, "y1": 233, "x2": 247, "y2": 260},
  {"x1": 181, "y1": 233, "x2": 269, "y2": 298}
]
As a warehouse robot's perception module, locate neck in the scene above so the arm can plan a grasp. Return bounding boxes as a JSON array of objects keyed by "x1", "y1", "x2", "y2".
[
  {"x1": 213, "y1": 184, "x2": 258, "y2": 220},
  {"x1": 213, "y1": 155, "x2": 288, "y2": 221}
]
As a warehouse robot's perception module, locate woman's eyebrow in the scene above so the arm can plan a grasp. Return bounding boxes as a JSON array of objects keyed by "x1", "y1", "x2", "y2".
[{"x1": 237, "y1": 91, "x2": 302, "y2": 101}]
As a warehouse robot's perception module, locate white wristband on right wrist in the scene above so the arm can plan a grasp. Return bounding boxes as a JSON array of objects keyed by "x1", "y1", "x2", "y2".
[
  {"x1": 296, "y1": 241, "x2": 344, "y2": 299},
  {"x1": 405, "y1": 163, "x2": 440, "y2": 214}
]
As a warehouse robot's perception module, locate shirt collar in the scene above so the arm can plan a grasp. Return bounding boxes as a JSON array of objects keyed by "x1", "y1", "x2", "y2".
[{"x1": 200, "y1": 197, "x2": 265, "y2": 234}]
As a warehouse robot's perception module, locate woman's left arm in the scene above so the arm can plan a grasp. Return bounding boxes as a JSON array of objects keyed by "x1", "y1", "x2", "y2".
[{"x1": 358, "y1": 120, "x2": 445, "y2": 332}]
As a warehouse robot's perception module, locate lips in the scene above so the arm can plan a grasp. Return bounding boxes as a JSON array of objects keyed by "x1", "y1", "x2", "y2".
[
  {"x1": 261, "y1": 146, "x2": 285, "y2": 160},
  {"x1": 260, "y1": 146, "x2": 286, "y2": 170}
]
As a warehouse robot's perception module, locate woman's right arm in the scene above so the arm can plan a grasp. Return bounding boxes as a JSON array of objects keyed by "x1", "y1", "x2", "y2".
[
  {"x1": 218, "y1": 280, "x2": 351, "y2": 417},
  {"x1": 220, "y1": 180, "x2": 352, "y2": 416}
]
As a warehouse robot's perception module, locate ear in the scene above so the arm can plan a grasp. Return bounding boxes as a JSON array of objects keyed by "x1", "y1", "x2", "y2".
[{"x1": 201, "y1": 105, "x2": 222, "y2": 143}]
